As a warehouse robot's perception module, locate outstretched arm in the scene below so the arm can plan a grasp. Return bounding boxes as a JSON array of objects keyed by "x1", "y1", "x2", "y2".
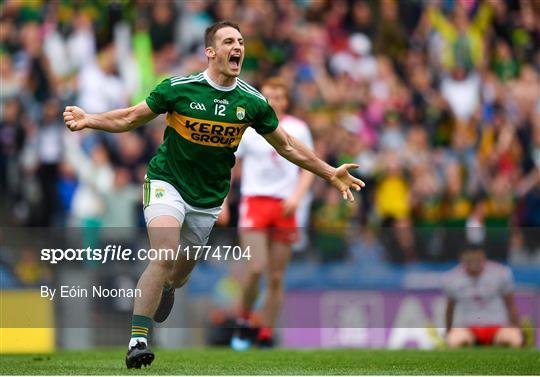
[
  {"x1": 263, "y1": 126, "x2": 365, "y2": 202},
  {"x1": 63, "y1": 101, "x2": 158, "y2": 133}
]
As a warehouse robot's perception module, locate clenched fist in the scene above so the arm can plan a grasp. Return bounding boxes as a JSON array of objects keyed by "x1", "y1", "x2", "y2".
[{"x1": 63, "y1": 106, "x2": 89, "y2": 131}]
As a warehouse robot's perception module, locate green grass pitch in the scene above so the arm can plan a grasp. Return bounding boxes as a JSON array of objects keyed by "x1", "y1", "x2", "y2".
[{"x1": 1, "y1": 348, "x2": 539, "y2": 375}]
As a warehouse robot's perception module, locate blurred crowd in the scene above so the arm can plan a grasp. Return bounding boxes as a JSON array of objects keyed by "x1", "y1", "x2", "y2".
[{"x1": 1, "y1": 0, "x2": 540, "y2": 266}]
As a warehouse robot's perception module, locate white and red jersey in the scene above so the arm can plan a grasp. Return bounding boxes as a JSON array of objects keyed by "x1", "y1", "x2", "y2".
[
  {"x1": 236, "y1": 115, "x2": 313, "y2": 199},
  {"x1": 443, "y1": 261, "x2": 514, "y2": 327}
]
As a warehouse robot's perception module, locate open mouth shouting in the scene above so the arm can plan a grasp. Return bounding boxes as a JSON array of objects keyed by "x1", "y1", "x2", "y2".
[{"x1": 229, "y1": 53, "x2": 242, "y2": 72}]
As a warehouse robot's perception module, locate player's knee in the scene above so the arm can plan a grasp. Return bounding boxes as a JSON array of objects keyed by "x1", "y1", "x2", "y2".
[
  {"x1": 447, "y1": 338, "x2": 471, "y2": 348},
  {"x1": 267, "y1": 272, "x2": 284, "y2": 291},
  {"x1": 151, "y1": 239, "x2": 179, "y2": 258},
  {"x1": 246, "y1": 265, "x2": 264, "y2": 280},
  {"x1": 495, "y1": 329, "x2": 523, "y2": 348},
  {"x1": 507, "y1": 337, "x2": 523, "y2": 348},
  {"x1": 446, "y1": 337, "x2": 462, "y2": 348},
  {"x1": 447, "y1": 330, "x2": 472, "y2": 348},
  {"x1": 150, "y1": 258, "x2": 176, "y2": 274}
]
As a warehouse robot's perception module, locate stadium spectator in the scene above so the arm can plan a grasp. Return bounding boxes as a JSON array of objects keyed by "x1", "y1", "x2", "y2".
[
  {"x1": 0, "y1": 98, "x2": 26, "y2": 216},
  {"x1": 13, "y1": 246, "x2": 52, "y2": 287},
  {"x1": 32, "y1": 97, "x2": 64, "y2": 226},
  {"x1": 76, "y1": 43, "x2": 127, "y2": 114},
  {"x1": 64, "y1": 139, "x2": 114, "y2": 228}
]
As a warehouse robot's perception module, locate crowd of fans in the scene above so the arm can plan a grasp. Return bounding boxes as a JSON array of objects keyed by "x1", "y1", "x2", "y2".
[{"x1": 1, "y1": 0, "x2": 540, "y2": 266}]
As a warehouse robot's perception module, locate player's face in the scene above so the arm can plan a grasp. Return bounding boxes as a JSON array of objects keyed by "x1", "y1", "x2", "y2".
[
  {"x1": 262, "y1": 86, "x2": 288, "y2": 115},
  {"x1": 207, "y1": 27, "x2": 244, "y2": 77},
  {"x1": 460, "y1": 249, "x2": 486, "y2": 276}
]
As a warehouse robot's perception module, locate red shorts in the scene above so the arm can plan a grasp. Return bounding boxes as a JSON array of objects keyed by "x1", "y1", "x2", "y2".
[
  {"x1": 239, "y1": 196, "x2": 298, "y2": 244},
  {"x1": 469, "y1": 326, "x2": 501, "y2": 345}
]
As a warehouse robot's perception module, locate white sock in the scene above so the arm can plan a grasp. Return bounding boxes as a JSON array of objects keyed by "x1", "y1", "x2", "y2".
[{"x1": 129, "y1": 337, "x2": 147, "y2": 349}]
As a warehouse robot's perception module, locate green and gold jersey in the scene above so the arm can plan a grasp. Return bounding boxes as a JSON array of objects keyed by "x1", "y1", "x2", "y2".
[{"x1": 145, "y1": 71, "x2": 278, "y2": 208}]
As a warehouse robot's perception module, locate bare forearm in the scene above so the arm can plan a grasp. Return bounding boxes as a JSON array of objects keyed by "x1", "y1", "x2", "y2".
[
  {"x1": 263, "y1": 126, "x2": 364, "y2": 202},
  {"x1": 65, "y1": 101, "x2": 158, "y2": 133},
  {"x1": 87, "y1": 107, "x2": 145, "y2": 133},
  {"x1": 278, "y1": 134, "x2": 335, "y2": 181}
]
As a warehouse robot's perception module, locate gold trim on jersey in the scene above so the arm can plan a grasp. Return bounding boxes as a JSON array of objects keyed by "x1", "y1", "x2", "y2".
[{"x1": 166, "y1": 112, "x2": 249, "y2": 148}]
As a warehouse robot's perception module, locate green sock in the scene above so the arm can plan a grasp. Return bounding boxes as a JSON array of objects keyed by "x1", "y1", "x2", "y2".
[{"x1": 130, "y1": 315, "x2": 152, "y2": 347}]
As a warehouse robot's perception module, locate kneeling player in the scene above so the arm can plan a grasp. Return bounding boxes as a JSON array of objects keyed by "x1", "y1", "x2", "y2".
[{"x1": 444, "y1": 243, "x2": 523, "y2": 348}]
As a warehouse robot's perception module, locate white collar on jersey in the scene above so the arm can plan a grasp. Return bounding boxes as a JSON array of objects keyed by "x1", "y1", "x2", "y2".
[{"x1": 203, "y1": 70, "x2": 237, "y2": 91}]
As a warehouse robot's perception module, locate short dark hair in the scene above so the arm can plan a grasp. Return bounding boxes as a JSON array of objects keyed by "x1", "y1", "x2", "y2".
[{"x1": 204, "y1": 21, "x2": 241, "y2": 47}]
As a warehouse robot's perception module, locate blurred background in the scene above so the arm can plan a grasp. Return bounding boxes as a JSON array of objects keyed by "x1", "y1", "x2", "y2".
[{"x1": 0, "y1": 0, "x2": 539, "y2": 352}]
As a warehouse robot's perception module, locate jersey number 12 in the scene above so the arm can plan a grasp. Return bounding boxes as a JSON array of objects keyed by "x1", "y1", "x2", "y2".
[{"x1": 214, "y1": 104, "x2": 226, "y2": 116}]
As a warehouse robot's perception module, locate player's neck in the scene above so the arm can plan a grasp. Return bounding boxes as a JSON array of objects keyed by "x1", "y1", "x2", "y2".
[{"x1": 205, "y1": 67, "x2": 236, "y2": 88}]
